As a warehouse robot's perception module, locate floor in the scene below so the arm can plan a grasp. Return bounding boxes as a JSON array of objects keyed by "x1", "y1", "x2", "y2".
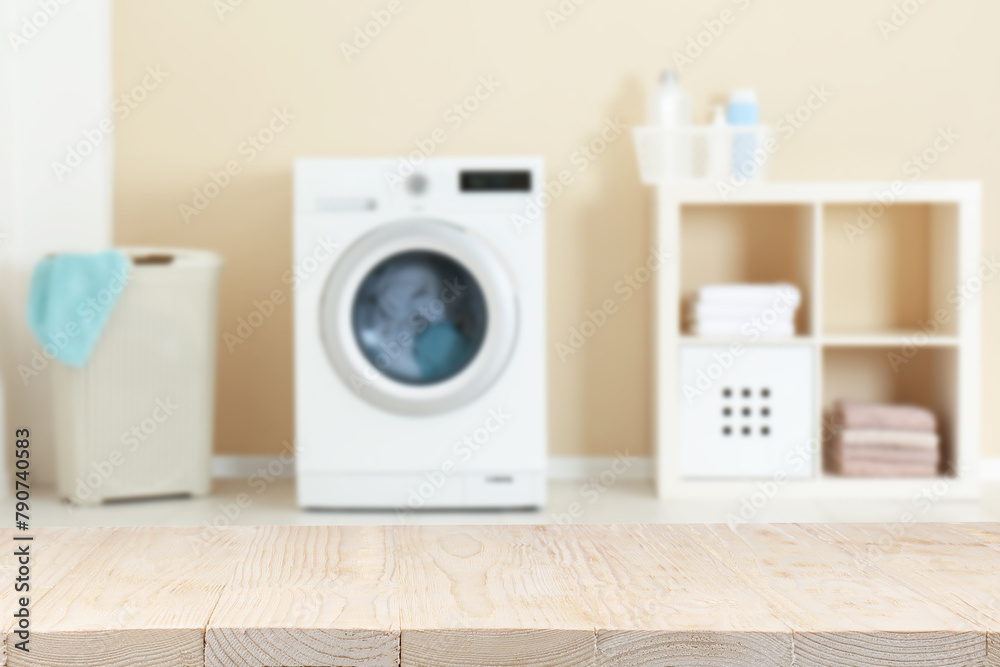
[
  {"x1": 33, "y1": 478, "x2": 1000, "y2": 527},
  {"x1": 7, "y1": 523, "x2": 1000, "y2": 666}
]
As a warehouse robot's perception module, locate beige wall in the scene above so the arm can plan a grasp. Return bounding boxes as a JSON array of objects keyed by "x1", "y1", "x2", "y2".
[{"x1": 114, "y1": 0, "x2": 1000, "y2": 458}]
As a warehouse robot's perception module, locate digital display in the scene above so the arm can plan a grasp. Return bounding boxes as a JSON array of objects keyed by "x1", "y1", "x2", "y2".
[{"x1": 460, "y1": 170, "x2": 532, "y2": 192}]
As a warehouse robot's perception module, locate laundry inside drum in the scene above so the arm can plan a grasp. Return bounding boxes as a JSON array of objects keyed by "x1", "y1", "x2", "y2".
[{"x1": 351, "y1": 250, "x2": 488, "y2": 385}]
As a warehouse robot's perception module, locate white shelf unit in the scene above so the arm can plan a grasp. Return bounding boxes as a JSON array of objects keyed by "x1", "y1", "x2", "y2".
[{"x1": 654, "y1": 181, "x2": 982, "y2": 499}]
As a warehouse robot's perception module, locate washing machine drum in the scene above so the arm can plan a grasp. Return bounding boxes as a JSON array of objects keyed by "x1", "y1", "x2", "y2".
[
  {"x1": 353, "y1": 250, "x2": 486, "y2": 385},
  {"x1": 320, "y1": 219, "x2": 518, "y2": 415}
]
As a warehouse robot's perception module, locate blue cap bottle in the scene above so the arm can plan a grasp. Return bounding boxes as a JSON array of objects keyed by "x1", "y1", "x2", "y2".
[{"x1": 727, "y1": 88, "x2": 760, "y2": 179}]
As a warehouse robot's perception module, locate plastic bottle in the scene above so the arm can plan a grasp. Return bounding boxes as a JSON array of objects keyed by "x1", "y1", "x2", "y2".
[
  {"x1": 647, "y1": 70, "x2": 693, "y2": 180},
  {"x1": 707, "y1": 104, "x2": 729, "y2": 180},
  {"x1": 647, "y1": 70, "x2": 693, "y2": 126},
  {"x1": 727, "y1": 88, "x2": 760, "y2": 179}
]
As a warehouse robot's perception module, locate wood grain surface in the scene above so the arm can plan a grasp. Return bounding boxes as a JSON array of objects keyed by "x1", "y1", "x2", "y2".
[
  {"x1": 205, "y1": 525, "x2": 399, "y2": 667},
  {"x1": 696, "y1": 523, "x2": 990, "y2": 666},
  {"x1": 0, "y1": 523, "x2": 995, "y2": 667},
  {"x1": 395, "y1": 525, "x2": 600, "y2": 667},
  {"x1": 7, "y1": 527, "x2": 252, "y2": 667},
  {"x1": 1, "y1": 528, "x2": 118, "y2": 665}
]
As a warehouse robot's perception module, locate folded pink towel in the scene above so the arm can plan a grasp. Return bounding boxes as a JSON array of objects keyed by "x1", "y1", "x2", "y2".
[
  {"x1": 825, "y1": 426, "x2": 942, "y2": 477},
  {"x1": 827, "y1": 445, "x2": 940, "y2": 467},
  {"x1": 836, "y1": 429, "x2": 940, "y2": 450},
  {"x1": 833, "y1": 401, "x2": 937, "y2": 432},
  {"x1": 832, "y1": 460, "x2": 940, "y2": 478}
]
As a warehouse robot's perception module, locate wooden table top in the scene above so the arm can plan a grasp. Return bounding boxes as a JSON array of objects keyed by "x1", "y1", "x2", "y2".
[{"x1": 1, "y1": 523, "x2": 998, "y2": 666}]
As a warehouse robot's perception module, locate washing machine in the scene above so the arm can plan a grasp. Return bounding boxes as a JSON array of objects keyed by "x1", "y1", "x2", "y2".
[{"x1": 294, "y1": 157, "x2": 547, "y2": 509}]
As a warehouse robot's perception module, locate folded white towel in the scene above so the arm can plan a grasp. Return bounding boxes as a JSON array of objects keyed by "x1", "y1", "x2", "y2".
[
  {"x1": 690, "y1": 302, "x2": 797, "y2": 322},
  {"x1": 696, "y1": 283, "x2": 801, "y2": 309},
  {"x1": 691, "y1": 320, "x2": 796, "y2": 337}
]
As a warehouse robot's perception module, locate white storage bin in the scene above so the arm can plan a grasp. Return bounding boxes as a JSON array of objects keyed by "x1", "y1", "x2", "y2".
[
  {"x1": 680, "y1": 345, "x2": 815, "y2": 479},
  {"x1": 632, "y1": 125, "x2": 774, "y2": 185},
  {"x1": 54, "y1": 248, "x2": 223, "y2": 504}
]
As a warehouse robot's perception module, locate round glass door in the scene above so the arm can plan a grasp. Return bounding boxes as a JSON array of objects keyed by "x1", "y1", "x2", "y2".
[
  {"x1": 352, "y1": 250, "x2": 488, "y2": 385},
  {"x1": 320, "y1": 219, "x2": 518, "y2": 415}
]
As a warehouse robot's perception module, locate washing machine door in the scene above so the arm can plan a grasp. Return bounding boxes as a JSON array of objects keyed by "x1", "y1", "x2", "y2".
[{"x1": 320, "y1": 219, "x2": 518, "y2": 415}]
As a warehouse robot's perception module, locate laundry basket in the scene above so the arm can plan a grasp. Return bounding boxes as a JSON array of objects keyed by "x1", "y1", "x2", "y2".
[{"x1": 54, "y1": 248, "x2": 223, "y2": 505}]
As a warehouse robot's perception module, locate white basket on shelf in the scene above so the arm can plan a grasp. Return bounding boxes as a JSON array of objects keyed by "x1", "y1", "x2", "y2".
[{"x1": 632, "y1": 125, "x2": 774, "y2": 186}]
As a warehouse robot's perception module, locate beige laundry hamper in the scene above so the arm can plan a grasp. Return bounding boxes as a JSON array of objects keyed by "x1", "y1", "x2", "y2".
[{"x1": 54, "y1": 248, "x2": 223, "y2": 505}]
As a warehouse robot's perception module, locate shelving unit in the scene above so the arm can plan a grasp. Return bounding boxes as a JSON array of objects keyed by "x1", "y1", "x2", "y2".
[{"x1": 653, "y1": 181, "x2": 982, "y2": 499}]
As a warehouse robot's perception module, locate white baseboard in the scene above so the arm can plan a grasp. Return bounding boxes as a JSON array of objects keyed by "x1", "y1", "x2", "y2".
[
  {"x1": 212, "y1": 455, "x2": 295, "y2": 479},
  {"x1": 212, "y1": 454, "x2": 654, "y2": 481},
  {"x1": 546, "y1": 455, "x2": 652, "y2": 481},
  {"x1": 212, "y1": 454, "x2": 998, "y2": 482}
]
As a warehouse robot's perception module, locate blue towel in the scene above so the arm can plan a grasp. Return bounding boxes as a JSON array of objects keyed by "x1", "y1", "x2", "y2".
[
  {"x1": 414, "y1": 321, "x2": 470, "y2": 381},
  {"x1": 27, "y1": 251, "x2": 131, "y2": 368}
]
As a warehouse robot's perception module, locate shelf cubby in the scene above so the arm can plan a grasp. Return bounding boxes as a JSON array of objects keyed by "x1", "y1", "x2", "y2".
[
  {"x1": 822, "y1": 345, "x2": 958, "y2": 477},
  {"x1": 679, "y1": 204, "x2": 813, "y2": 336},
  {"x1": 822, "y1": 202, "x2": 960, "y2": 338}
]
